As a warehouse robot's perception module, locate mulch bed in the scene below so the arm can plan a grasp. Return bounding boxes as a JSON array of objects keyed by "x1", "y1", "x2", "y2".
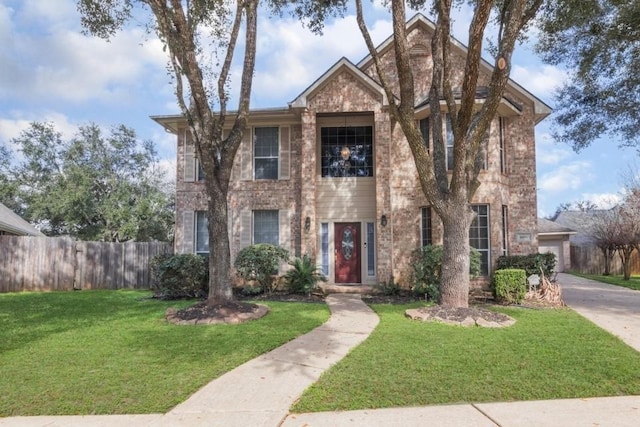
[{"x1": 166, "y1": 300, "x2": 269, "y2": 325}]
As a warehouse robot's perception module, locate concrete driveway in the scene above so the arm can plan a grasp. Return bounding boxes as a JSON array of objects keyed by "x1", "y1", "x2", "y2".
[{"x1": 558, "y1": 273, "x2": 640, "y2": 352}]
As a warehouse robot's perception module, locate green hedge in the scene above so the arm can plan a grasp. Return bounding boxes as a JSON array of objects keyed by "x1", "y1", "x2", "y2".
[
  {"x1": 495, "y1": 252, "x2": 556, "y2": 277},
  {"x1": 150, "y1": 253, "x2": 208, "y2": 299},
  {"x1": 494, "y1": 268, "x2": 526, "y2": 304}
]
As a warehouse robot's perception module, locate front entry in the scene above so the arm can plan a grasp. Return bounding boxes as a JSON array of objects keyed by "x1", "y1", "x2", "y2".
[{"x1": 335, "y1": 222, "x2": 361, "y2": 283}]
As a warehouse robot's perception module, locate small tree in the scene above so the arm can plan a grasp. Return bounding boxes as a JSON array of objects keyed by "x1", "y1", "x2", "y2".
[{"x1": 590, "y1": 209, "x2": 621, "y2": 276}]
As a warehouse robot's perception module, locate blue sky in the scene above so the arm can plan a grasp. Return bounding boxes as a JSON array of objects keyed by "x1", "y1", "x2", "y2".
[{"x1": 0, "y1": 0, "x2": 634, "y2": 218}]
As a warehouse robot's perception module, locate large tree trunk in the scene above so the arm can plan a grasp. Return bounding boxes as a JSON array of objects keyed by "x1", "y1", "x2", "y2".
[
  {"x1": 205, "y1": 178, "x2": 233, "y2": 305},
  {"x1": 439, "y1": 204, "x2": 475, "y2": 308}
]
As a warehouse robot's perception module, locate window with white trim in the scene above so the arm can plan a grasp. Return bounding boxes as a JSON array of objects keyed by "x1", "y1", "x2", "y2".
[
  {"x1": 499, "y1": 117, "x2": 507, "y2": 174},
  {"x1": 366, "y1": 222, "x2": 376, "y2": 276},
  {"x1": 502, "y1": 205, "x2": 508, "y2": 256},
  {"x1": 254, "y1": 127, "x2": 279, "y2": 180},
  {"x1": 253, "y1": 210, "x2": 279, "y2": 245},
  {"x1": 195, "y1": 211, "x2": 209, "y2": 255},
  {"x1": 321, "y1": 223, "x2": 329, "y2": 276},
  {"x1": 470, "y1": 204, "x2": 490, "y2": 276}
]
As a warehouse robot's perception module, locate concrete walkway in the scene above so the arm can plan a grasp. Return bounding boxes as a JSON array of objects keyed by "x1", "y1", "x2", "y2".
[{"x1": 2, "y1": 276, "x2": 640, "y2": 426}]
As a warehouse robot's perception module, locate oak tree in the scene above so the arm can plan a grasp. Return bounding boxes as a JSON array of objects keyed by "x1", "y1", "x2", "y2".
[
  {"x1": 1, "y1": 122, "x2": 173, "y2": 241},
  {"x1": 354, "y1": 0, "x2": 544, "y2": 307},
  {"x1": 77, "y1": 0, "x2": 259, "y2": 304},
  {"x1": 536, "y1": 0, "x2": 640, "y2": 151}
]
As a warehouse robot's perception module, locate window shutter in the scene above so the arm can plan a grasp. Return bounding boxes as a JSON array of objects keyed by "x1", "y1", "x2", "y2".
[
  {"x1": 279, "y1": 209, "x2": 291, "y2": 273},
  {"x1": 184, "y1": 139, "x2": 195, "y2": 183},
  {"x1": 279, "y1": 126, "x2": 290, "y2": 180},
  {"x1": 182, "y1": 211, "x2": 195, "y2": 254},
  {"x1": 240, "y1": 210, "x2": 252, "y2": 249},
  {"x1": 240, "y1": 129, "x2": 252, "y2": 180}
]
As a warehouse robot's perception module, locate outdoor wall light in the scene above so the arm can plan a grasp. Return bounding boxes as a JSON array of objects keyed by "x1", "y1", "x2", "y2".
[
  {"x1": 381, "y1": 214, "x2": 388, "y2": 227},
  {"x1": 304, "y1": 216, "x2": 311, "y2": 232}
]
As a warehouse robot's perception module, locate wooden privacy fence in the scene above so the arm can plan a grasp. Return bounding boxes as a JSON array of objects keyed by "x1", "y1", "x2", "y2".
[
  {"x1": 570, "y1": 245, "x2": 640, "y2": 275},
  {"x1": 0, "y1": 236, "x2": 172, "y2": 292}
]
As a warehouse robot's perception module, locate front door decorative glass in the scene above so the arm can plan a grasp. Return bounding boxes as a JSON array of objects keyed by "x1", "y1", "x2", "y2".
[{"x1": 341, "y1": 228, "x2": 354, "y2": 260}]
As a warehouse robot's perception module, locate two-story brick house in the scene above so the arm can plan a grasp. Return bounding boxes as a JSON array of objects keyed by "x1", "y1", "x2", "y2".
[{"x1": 153, "y1": 14, "x2": 551, "y2": 288}]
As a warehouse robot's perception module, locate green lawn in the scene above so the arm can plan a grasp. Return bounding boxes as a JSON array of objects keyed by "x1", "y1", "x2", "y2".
[
  {"x1": 292, "y1": 303, "x2": 640, "y2": 412},
  {"x1": 0, "y1": 290, "x2": 329, "y2": 416},
  {"x1": 569, "y1": 272, "x2": 640, "y2": 290}
]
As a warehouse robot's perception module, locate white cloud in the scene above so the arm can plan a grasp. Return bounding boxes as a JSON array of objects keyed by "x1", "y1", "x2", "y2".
[
  {"x1": 150, "y1": 128, "x2": 178, "y2": 161},
  {"x1": 0, "y1": 111, "x2": 77, "y2": 142},
  {"x1": 511, "y1": 64, "x2": 567, "y2": 99},
  {"x1": 156, "y1": 158, "x2": 177, "y2": 186},
  {"x1": 536, "y1": 132, "x2": 573, "y2": 165},
  {"x1": 538, "y1": 161, "x2": 593, "y2": 193},
  {"x1": 0, "y1": 3, "x2": 167, "y2": 106},
  {"x1": 252, "y1": 15, "x2": 392, "y2": 103},
  {"x1": 0, "y1": 3, "x2": 14, "y2": 44},
  {"x1": 579, "y1": 192, "x2": 622, "y2": 209}
]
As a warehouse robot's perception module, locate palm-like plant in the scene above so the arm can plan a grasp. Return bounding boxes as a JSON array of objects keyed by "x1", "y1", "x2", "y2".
[{"x1": 284, "y1": 255, "x2": 327, "y2": 296}]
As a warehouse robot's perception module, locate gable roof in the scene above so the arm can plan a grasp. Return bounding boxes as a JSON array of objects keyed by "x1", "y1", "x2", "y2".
[
  {"x1": 553, "y1": 210, "x2": 609, "y2": 246},
  {"x1": 290, "y1": 57, "x2": 389, "y2": 109},
  {"x1": 538, "y1": 217, "x2": 576, "y2": 236},
  {"x1": 0, "y1": 202, "x2": 45, "y2": 236},
  {"x1": 357, "y1": 13, "x2": 552, "y2": 124}
]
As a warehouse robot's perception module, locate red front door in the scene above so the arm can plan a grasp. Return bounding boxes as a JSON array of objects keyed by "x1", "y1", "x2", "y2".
[{"x1": 335, "y1": 222, "x2": 361, "y2": 283}]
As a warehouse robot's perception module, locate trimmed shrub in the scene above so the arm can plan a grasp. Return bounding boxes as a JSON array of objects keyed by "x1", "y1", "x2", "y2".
[
  {"x1": 283, "y1": 255, "x2": 327, "y2": 295},
  {"x1": 495, "y1": 253, "x2": 556, "y2": 277},
  {"x1": 409, "y1": 245, "x2": 482, "y2": 301},
  {"x1": 494, "y1": 268, "x2": 526, "y2": 304},
  {"x1": 234, "y1": 243, "x2": 289, "y2": 292},
  {"x1": 150, "y1": 253, "x2": 208, "y2": 299}
]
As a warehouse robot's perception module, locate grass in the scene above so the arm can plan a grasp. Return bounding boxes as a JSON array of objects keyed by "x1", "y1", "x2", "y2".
[
  {"x1": 568, "y1": 271, "x2": 640, "y2": 291},
  {"x1": 0, "y1": 290, "x2": 329, "y2": 416},
  {"x1": 292, "y1": 303, "x2": 640, "y2": 412}
]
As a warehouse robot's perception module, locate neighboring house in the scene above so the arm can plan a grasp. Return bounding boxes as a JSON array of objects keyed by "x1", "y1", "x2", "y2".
[
  {"x1": 0, "y1": 202, "x2": 44, "y2": 237},
  {"x1": 553, "y1": 210, "x2": 606, "y2": 247},
  {"x1": 553, "y1": 209, "x2": 640, "y2": 275},
  {"x1": 537, "y1": 218, "x2": 576, "y2": 272},
  {"x1": 153, "y1": 14, "x2": 551, "y2": 287}
]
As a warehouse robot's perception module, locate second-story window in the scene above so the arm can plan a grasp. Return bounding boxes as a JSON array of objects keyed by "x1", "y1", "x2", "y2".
[
  {"x1": 254, "y1": 127, "x2": 279, "y2": 180},
  {"x1": 321, "y1": 126, "x2": 373, "y2": 177},
  {"x1": 499, "y1": 117, "x2": 507, "y2": 174}
]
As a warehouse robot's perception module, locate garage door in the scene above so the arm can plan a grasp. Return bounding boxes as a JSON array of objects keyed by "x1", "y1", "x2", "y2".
[{"x1": 539, "y1": 240, "x2": 564, "y2": 272}]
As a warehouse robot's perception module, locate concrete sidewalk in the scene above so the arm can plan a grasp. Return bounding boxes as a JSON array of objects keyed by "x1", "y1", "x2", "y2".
[{"x1": 2, "y1": 276, "x2": 640, "y2": 427}]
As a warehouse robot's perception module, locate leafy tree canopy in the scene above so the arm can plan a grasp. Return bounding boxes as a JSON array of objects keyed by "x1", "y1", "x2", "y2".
[
  {"x1": 0, "y1": 122, "x2": 174, "y2": 242},
  {"x1": 536, "y1": 0, "x2": 640, "y2": 151}
]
